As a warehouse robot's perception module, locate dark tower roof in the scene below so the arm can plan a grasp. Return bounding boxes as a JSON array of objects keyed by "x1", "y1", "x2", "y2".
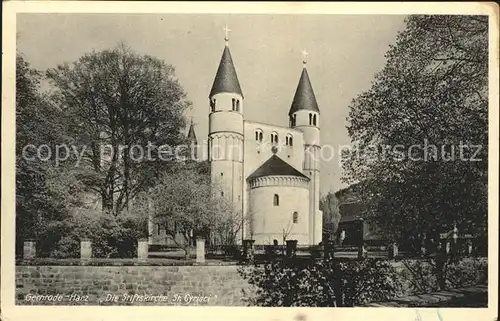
[
  {"x1": 209, "y1": 46, "x2": 243, "y2": 98},
  {"x1": 288, "y1": 67, "x2": 320, "y2": 116},
  {"x1": 247, "y1": 155, "x2": 309, "y2": 181},
  {"x1": 187, "y1": 121, "x2": 197, "y2": 144}
]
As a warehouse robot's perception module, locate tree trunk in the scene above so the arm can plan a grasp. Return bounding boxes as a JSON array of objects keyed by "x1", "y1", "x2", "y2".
[{"x1": 435, "y1": 255, "x2": 447, "y2": 290}]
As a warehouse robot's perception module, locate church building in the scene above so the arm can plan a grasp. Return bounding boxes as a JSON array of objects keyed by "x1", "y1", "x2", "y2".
[
  {"x1": 206, "y1": 28, "x2": 323, "y2": 246},
  {"x1": 150, "y1": 28, "x2": 323, "y2": 246}
]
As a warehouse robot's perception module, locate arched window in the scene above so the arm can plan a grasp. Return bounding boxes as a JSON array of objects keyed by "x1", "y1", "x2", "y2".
[
  {"x1": 273, "y1": 194, "x2": 279, "y2": 206},
  {"x1": 285, "y1": 136, "x2": 289, "y2": 145},
  {"x1": 309, "y1": 113, "x2": 312, "y2": 125},
  {"x1": 290, "y1": 137, "x2": 293, "y2": 146},
  {"x1": 286, "y1": 134, "x2": 293, "y2": 146},
  {"x1": 293, "y1": 212, "x2": 299, "y2": 223},
  {"x1": 293, "y1": 114, "x2": 297, "y2": 126},
  {"x1": 256, "y1": 129, "x2": 263, "y2": 142},
  {"x1": 270, "y1": 132, "x2": 278, "y2": 144},
  {"x1": 156, "y1": 223, "x2": 161, "y2": 236},
  {"x1": 259, "y1": 132, "x2": 263, "y2": 142},
  {"x1": 236, "y1": 100, "x2": 240, "y2": 112},
  {"x1": 232, "y1": 98, "x2": 236, "y2": 111},
  {"x1": 313, "y1": 114, "x2": 317, "y2": 126}
]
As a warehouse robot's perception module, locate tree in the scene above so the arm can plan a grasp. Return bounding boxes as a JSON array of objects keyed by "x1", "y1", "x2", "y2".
[
  {"x1": 46, "y1": 43, "x2": 191, "y2": 216},
  {"x1": 343, "y1": 15, "x2": 488, "y2": 255},
  {"x1": 16, "y1": 53, "x2": 85, "y2": 255},
  {"x1": 151, "y1": 161, "x2": 242, "y2": 258},
  {"x1": 320, "y1": 192, "x2": 342, "y2": 242}
]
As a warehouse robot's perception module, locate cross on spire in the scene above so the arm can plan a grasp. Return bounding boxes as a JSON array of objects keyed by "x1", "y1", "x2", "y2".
[
  {"x1": 302, "y1": 49, "x2": 309, "y2": 66},
  {"x1": 224, "y1": 24, "x2": 231, "y2": 45}
]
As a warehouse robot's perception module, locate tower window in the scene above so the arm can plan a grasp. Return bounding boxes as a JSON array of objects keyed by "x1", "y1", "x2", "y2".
[
  {"x1": 286, "y1": 134, "x2": 293, "y2": 146},
  {"x1": 232, "y1": 98, "x2": 236, "y2": 111},
  {"x1": 156, "y1": 223, "x2": 161, "y2": 236},
  {"x1": 236, "y1": 100, "x2": 240, "y2": 112},
  {"x1": 313, "y1": 114, "x2": 317, "y2": 126},
  {"x1": 221, "y1": 191, "x2": 224, "y2": 197},
  {"x1": 210, "y1": 99, "x2": 216, "y2": 112},
  {"x1": 273, "y1": 194, "x2": 279, "y2": 206},
  {"x1": 293, "y1": 114, "x2": 297, "y2": 126},
  {"x1": 309, "y1": 113, "x2": 312, "y2": 125},
  {"x1": 293, "y1": 212, "x2": 299, "y2": 224},
  {"x1": 221, "y1": 173, "x2": 223, "y2": 177}
]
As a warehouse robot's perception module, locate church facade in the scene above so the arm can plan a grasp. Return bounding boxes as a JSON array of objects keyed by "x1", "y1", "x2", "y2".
[
  {"x1": 150, "y1": 31, "x2": 323, "y2": 246},
  {"x1": 206, "y1": 31, "x2": 323, "y2": 246}
]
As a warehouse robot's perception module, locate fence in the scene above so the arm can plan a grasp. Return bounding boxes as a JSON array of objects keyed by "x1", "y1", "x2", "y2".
[{"x1": 17, "y1": 234, "x2": 485, "y2": 265}]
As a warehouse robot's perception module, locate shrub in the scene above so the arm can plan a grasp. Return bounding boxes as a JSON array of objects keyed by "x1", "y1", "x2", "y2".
[
  {"x1": 238, "y1": 258, "x2": 401, "y2": 307},
  {"x1": 49, "y1": 208, "x2": 148, "y2": 258},
  {"x1": 445, "y1": 257, "x2": 488, "y2": 288},
  {"x1": 397, "y1": 257, "x2": 488, "y2": 295}
]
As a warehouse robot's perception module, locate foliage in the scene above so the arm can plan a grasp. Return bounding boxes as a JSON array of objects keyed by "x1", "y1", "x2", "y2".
[
  {"x1": 49, "y1": 207, "x2": 149, "y2": 258},
  {"x1": 16, "y1": 53, "x2": 85, "y2": 253},
  {"x1": 46, "y1": 43, "x2": 191, "y2": 215},
  {"x1": 239, "y1": 259, "x2": 401, "y2": 307},
  {"x1": 343, "y1": 16, "x2": 488, "y2": 250},
  {"x1": 398, "y1": 257, "x2": 488, "y2": 294},
  {"x1": 445, "y1": 257, "x2": 488, "y2": 288},
  {"x1": 152, "y1": 161, "x2": 244, "y2": 258},
  {"x1": 319, "y1": 192, "x2": 342, "y2": 240},
  {"x1": 16, "y1": 43, "x2": 191, "y2": 256}
]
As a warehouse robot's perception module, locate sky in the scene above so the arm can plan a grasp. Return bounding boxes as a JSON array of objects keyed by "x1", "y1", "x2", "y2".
[{"x1": 17, "y1": 13, "x2": 407, "y2": 194}]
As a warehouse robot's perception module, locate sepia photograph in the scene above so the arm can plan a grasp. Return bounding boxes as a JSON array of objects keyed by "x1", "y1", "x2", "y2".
[{"x1": 1, "y1": 2, "x2": 498, "y2": 321}]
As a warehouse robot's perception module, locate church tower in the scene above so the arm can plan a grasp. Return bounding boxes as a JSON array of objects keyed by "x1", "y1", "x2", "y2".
[
  {"x1": 187, "y1": 119, "x2": 198, "y2": 161},
  {"x1": 208, "y1": 25, "x2": 244, "y2": 244},
  {"x1": 288, "y1": 50, "x2": 322, "y2": 245}
]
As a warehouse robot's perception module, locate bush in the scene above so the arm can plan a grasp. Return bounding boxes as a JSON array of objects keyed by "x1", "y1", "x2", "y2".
[
  {"x1": 49, "y1": 208, "x2": 148, "y2": 258},
  {"x1": 238, "y1": 258, "x2": 401, "y2": 307},
  {"x1": 445, "y1": 257, "x2": 488, "y2": 288},
  {"x1": 397, "y1": 257, "x2": 488, "y2": 295}
]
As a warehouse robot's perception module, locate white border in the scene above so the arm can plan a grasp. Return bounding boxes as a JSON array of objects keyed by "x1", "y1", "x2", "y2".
[{"x1": 2, "y1": 2, "x2": 498, "y2": 321}]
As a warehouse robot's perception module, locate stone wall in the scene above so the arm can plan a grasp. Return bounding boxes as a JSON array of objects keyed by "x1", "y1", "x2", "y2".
[{"x1": 16, "y1": 265, "x2": 255, "y2": 306}]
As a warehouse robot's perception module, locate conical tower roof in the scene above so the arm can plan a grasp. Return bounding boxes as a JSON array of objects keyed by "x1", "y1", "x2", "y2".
[
  {"x1": 288, "y1": 67, "x2": 320, "y2": 116},
  {"x1": 187, "y1": 120, "x2": 197, "y2": 143},
  {"x1": 247, "y1": 154, "x2": 309, "y2": 182},
  {"x1": 209, "y1": 46, "x2": 243, "y2": 98}
]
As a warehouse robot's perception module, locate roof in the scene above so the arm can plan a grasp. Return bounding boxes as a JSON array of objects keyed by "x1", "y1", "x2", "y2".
[
  {"x1": 288, "y1": 67, "x2": 320, "y2": 115},
  {"x1": 209, "y1": 46, "x2": 243, "y2": 98},
  {"x1": 247, "y1": 155, "x2": 309, "y2": 181},
  {"x1": 187, "y1": 122, "x2": 197, "y2": 143}
]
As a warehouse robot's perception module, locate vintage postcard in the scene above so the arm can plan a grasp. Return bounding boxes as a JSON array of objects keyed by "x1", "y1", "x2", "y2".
[{"x1": 1, "y1": 2, "x2": 498, "y2": 321}]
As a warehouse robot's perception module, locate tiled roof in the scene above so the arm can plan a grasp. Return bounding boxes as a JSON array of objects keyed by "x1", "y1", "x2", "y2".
[
  {"x1": 247, "y1": 155, "x2": 309, "y2": 181},
  {"x1": 288, "y1": 67, "x2": 320, "y2": 115},
  {"x1": 209, "y1": 46, "x2": 243, "y2": 98}
]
